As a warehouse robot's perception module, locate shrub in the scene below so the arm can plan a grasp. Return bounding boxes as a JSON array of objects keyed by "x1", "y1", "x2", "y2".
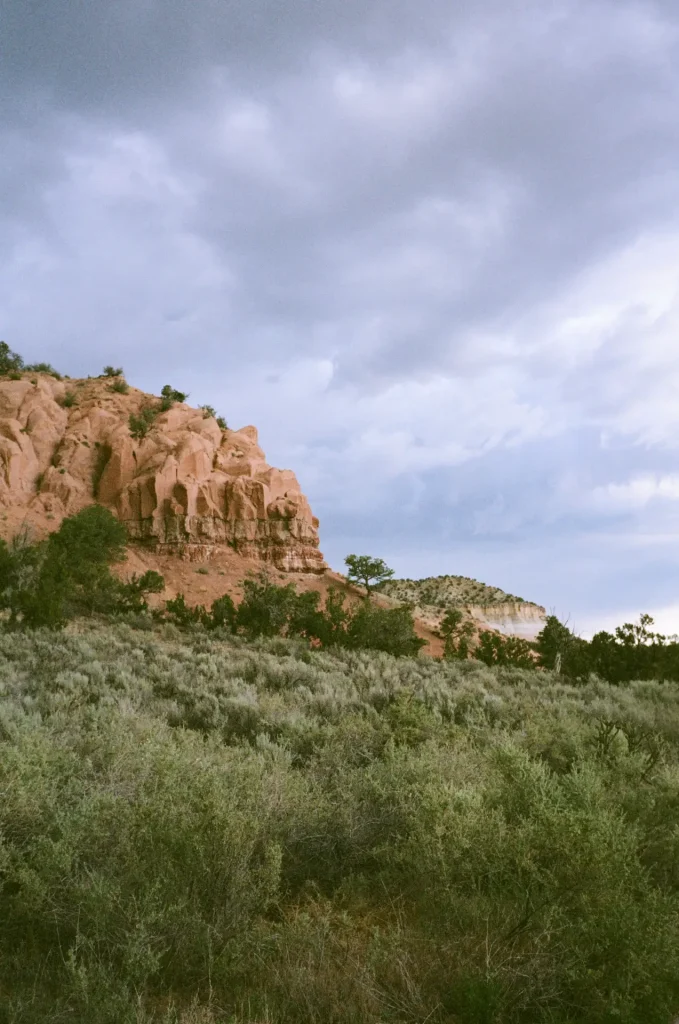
[
  {"x1": 165, "y1": 593, "x2": 207, "y2": 628},
  {"x1": 217, "y1": 416, "x2": 228, "y2": 430},
  {"x1": 208, "y1": 593, "x2": 237, "y2": 631},
  {"x1": 3, "y1": 623, "x2": 679, "y2": 1020},
  {"x1": 345, "y1": 601, "x2": 426, "y2": 656},
  {"x1": 0, "y1": 340, "x2": 24, "y2": 375},
  {"x1": 59, "y1": 390, "x2": 77, "y2": 408},
  {"x1": 25, "y1": 360, "x2": 62, "y2": 378},
  {"x1": 475, "y1": 630, "x2": 535, "y2": 669},
  {"x1": 236, "y1": 572, "x2": 298, "y2": 638},
  {"x1": 160, "y1": 384, "x2": 188, "y2": 410},
  {"x1": 3, "y1": 507, "x2": 128, "y2": 629},
  {"x1": 129, "y1": 405, "x2": 159, "y2": 441},
  {"x1": 108, "y1": 378, "x2": 129, "y2": 394},
  {"x1": 116, "y1": 570, "x2": 165, "y2": 613},
  {"x1": 536, "y1": 614, "x2": 591, "y2": 678},
  {"x1": 440, "y1": 607, "x2": 475, "y2": 659},
  {"x1": 200, "y1": 404, "x2": 216, "y2": 419},
  {"x1": 102, "y1": 365, "x2": 124, "y2": 377},
  {"x1": 535, "y1": 613, "x2": 679, "y2": 684},
  {"x1": 2, "y1": 616, "x2": 679, "y2": 1020}
]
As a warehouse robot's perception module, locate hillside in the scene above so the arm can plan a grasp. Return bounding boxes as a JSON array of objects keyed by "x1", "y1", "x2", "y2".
[
  {"x1": 0, "y1": 360, "x2": 538, "y2": 651},
  {"x1": 378, "y1": 574, "x2": 547, "y2": 639}
]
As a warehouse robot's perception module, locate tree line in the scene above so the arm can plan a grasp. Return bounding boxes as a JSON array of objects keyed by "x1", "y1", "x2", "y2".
[
  {"x1": 1, "y1": 508, "x2": 676, "y2": 681},
  {"x1": 0, "y1": 510, "x2": 424, "y2": 657}
]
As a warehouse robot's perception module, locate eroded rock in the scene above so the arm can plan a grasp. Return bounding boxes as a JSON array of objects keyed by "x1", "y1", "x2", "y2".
[{"x1": 0, "y1": 374, "x2": 326, "y2": 572}]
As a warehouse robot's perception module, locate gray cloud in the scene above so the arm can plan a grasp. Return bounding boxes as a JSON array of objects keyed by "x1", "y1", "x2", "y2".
[{"x1": 2, "y1": 0, "x2": 679, "y2": 624}]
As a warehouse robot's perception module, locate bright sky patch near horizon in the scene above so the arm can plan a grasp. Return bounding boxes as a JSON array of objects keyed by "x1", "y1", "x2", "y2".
[{"x1": 2, "y1": 0, "x2": 678, "y2": 632}]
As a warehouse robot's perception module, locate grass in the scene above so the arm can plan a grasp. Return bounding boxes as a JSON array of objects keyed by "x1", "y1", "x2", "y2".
[{"x1": 0, "y1": 621, "x2": 678, "y2": 1022}]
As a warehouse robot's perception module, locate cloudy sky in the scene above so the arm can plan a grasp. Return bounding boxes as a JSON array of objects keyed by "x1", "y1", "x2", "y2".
[{"x1": 2, "y1": 0, "x2": 679, "y2": 633}]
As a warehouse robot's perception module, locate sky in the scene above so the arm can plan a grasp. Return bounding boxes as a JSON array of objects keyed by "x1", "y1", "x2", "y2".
[{"x1": 2, "y1": 0, "x2": 679, "y2": 635}]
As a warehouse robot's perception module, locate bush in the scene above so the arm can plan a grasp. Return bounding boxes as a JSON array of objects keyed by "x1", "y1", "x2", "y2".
[
  {"x1": 236, "y1": 572, "x2": 298, "y2": 639},
  {"x1": 0, "y1": 340, "x2": 24, "y2": 375},
  {"x1": 25, "y1": 360, "x2": 62, "y2": 378},
  {"x1": 116, "y1": 570, "x2": 165, "y2": 614},
  {"x1": 165, "y1": 593, "x2": 207, "y2": 628},
  {"x1": 208, "y1": 593, "x2": 237, "y2": 631},
  {"x1": 440, "y1": 607, "x2": 475, "y2": 659},
  {"x1": 108, "y1": 378, "x2": 129, "y2": 394},
  {"x1": 475, "y1": 630, "x2": 535, "y2": 669},
  {"x1": 129, "y1": 405, "x2": 159, "y2": 441},
  {"x1": 535, "y1": 613, "x2": 679, "y2": 684},
  {"x1": 345, "y1": 601, "x2": 427, "y2": 656},
  {"x1": 59, "y1": 390, "x2": 77, "y2": 408},
  {"x1": 160, "y1": 385, "x2": 188, "y2": 411},
  {"x1": 1, "y1": 624, "x2": 679, "y2": 1021},
  {"x1": 160, "y1": 577, "x2": 426, "y2": 657},
  {"x1": 200, "y1": 404, "x2": 216, "y2": 419},
  {"x1": 4, "y1": 507, "x2": 128, "y2": 628},
  {"x1": 217, "y1": 416, "x2": 228, "y2": 430},
  {"x1": 102, "y1": 365, "x2": 124, "y2": 377}
]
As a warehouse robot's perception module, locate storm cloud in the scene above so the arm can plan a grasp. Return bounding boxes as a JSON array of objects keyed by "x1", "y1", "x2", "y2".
[{"x1": 2, "y1": 0, "x2": 679, "y2": 630}]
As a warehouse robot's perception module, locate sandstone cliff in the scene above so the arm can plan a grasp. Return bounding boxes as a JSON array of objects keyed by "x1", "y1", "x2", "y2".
[
  {"x1": 0, "y1": 373, "x2": 325, "y2": 572},
  {"x1": 466, "y1": 602, "x2": 547, "y2": 641}
]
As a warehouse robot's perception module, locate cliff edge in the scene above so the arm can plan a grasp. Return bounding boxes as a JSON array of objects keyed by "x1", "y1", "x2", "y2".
[{"x1": 0, "y1": 373, "x2": 325, "y2": 573}]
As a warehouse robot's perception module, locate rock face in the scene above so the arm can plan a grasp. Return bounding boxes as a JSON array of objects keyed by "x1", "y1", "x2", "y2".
[
  {"x1": 466, "y1": 602, "x2": 547, "y2": 641},
  {"x1": 0, "y1": 374, "x2": 325, "y2": 572}
]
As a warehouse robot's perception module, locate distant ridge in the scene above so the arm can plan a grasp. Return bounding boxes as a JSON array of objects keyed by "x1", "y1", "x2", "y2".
[{"x1": 378, "y1": 575, "x2": 547, "y2": 640}]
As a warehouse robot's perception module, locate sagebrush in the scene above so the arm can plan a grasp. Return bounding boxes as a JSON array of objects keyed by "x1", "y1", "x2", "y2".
[{"x1": 0, "y1": 622, "x2": 678, "y2": 1022}]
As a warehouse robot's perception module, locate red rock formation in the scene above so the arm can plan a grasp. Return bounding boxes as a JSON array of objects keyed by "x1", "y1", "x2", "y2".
[{"x1": 0, "y1": 374, "x2": 325, "y2": 572}]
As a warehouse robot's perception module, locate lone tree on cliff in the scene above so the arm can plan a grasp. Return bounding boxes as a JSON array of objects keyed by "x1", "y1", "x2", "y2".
[{"x1": 344, "y1": 554, "x2": 395, "y2": 596}]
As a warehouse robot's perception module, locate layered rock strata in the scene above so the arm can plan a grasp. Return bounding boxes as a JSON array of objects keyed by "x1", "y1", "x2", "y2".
[{"x1": 0, "y1": 375, "x2": 325, "y2": 572}]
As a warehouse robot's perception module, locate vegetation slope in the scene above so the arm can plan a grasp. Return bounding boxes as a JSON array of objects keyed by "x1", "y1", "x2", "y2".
[
  {"x1": 1, "y1": 621, "x2": 679, "y2": 1023},
  {"x1": 377, "y1": 574, "x2": 541, "y2": 611}
]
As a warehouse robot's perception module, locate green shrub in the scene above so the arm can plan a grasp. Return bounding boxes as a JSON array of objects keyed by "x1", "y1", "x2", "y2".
[
  {"x1": 108, "y1": 378, "x2": 129, "y2": 394},
  {"x1": 4, "y1": 506, "x2": 128, "y2": 629},
  {"x1": 217, "y1": 416, "x2": 228, "y2": 430},
  {"x1": 116, "y1": 570, "x2": 165, "y2": 614},
  {"x1": 0, "y1": 340, "x2": 24, "y2": 375},
  {"x1": 345, "y1": 601, "x2": 426, "y2": 656},
  {"x1": 535, "y1": 613, "x2": 679, "y2": 684},
  {"x1": 26, "y1": 360, "x2": 62, "y2": 378},
  {"x1": 165, "y1": 593, "x2": 207, "y2": 628},
  {"x1": 102, "y1": 365, "x2": 124, "y2": 377},
  {"x1": 208, "y1": 593, "x2": 237, "y2": 631},
  {"x1": 160, "y1": 385, "x2": 188, "y2": 411},
  {"x1": 440, "y1": 607, "x2": 475, "y2": 659},
  {"x1": 475, "y1": 630, "x2": 535, "y2": 669},
  {"x1": 200, "y1": 404, "x2": 216, "y2": 419},
  {"x1": 236, "y1": 572, "x2": 298, "y2": 638},
  {"x1": 1, "y1": 624, "x2": 679, "y2": 1020},
  {"x1": 59, "y1": 390, "x2": 77, "y2": 408},
  {"x1": 129, "y1": 405, "x2": 159, "y2": 441}
]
